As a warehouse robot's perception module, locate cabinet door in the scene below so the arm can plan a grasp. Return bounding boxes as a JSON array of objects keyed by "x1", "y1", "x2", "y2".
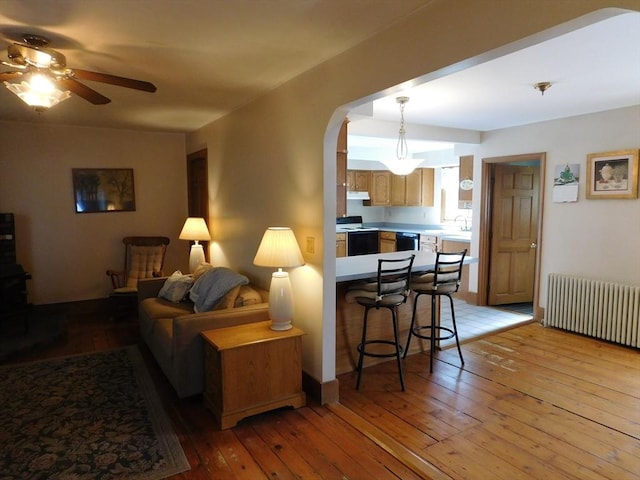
[
  {"x1": 458, "y1": 155, "x2": 473, "y2": 208},
  {"x1": 336, "y1": 119, "x2": 348, "y2": 217},
  {"x1": 379, "y1": 231, "x2": 396, "y2": 253},
  {"x1": 336, "y1": 233, "x2": 347, "y2": 258},
  {"x1": 354, "y1": 170, "x2": 370, "y2": 192},
  {"x1": 405, "y1": 170, "x2": 423, "y2": 206},
  {"x1": 346, "y1": 170, "x2": 355, "y2": 191},
  {"x1": 390, "y1": 174, "x2": 406, "y2": 205},
  {"x1": 370, "y1": 171, "x2": 391, "y2": 206}
]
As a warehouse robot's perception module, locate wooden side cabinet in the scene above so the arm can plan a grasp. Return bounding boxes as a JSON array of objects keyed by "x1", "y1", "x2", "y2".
[
  {"x1": 336, "y1": 232, "x2": 347, "y2": 258},
  {"x1": 202, "y1": 320, "x2": 306, "y2": 429}
]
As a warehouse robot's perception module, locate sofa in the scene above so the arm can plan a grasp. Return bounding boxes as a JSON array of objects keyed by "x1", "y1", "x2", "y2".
[{"x1": 137, "y1": 267, "x2": 270, "y2": 398}]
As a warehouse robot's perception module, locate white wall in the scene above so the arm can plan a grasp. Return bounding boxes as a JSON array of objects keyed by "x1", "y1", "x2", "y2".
[
  {"x1": 464, "y1": 106, "x2": 640, "y2": 304},
  {"x1": 0, "y1": 121, "x2": 187, "y2": 304},
  {"x1": 185, "y1": 2, "x2": 639, "y2": 387}
]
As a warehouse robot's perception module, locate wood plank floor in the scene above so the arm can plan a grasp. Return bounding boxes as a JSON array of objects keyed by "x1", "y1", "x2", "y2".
[{"x1": 3, "y1": 310, "x2": 639, "y2": 479}]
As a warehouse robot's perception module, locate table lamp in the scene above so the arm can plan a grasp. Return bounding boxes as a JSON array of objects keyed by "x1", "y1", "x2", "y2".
[
  {"x1": 253, "y1": 227, "x2": 305, "y2": 330},
  {"x1": 179, "y1": 217, "x2": 211, "y2": 273}
]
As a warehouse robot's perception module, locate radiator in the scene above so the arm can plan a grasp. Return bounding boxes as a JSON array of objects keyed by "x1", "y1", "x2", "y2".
[{"x1": 545, "y1": 273, "x2": 640, "y2": 348}]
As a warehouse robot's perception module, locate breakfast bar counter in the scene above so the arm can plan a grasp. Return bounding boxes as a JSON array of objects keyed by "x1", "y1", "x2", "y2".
[{"x1": 335, "y1": 251, "x2": 476, "y2": 375}]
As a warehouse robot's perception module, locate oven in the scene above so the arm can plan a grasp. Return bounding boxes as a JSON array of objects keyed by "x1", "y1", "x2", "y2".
[
  {"x1": 337, "y1": 215, "x2": 380, "y2": 256},
  {"x1": 347, "y1": 230, "x2": 379, "y2": 256}
]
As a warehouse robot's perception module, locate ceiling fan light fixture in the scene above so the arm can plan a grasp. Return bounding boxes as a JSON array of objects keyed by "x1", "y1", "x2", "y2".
[
  {"x1": 381, "y1": 96, "x2": 422, "y2": 175},
  {"x1": 4, "y1": 72, "x2": 71, "y2": 110}
]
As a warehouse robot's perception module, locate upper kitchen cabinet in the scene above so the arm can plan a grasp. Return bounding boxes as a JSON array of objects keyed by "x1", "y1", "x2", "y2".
[
  {"x1": 387, "y1": 168, "x2": 434, "y2": 206},
  {"x1": 369, "y1": 171, "x2": 391, "y2": 206},
  {"x1": 336, "y1": 119, "x2": 348, "y2": 217},
  {"x1": 347, "y1": 170, "x2": 370, "y2": 192},
  {"x1": 458, "y1": 155, "x2": 473, "y2": 209}
]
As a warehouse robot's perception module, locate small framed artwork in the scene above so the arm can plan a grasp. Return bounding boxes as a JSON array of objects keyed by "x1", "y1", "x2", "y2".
[
  {"x1": 586, "y1": 149, "x2": 639, "y2": 199},
  {"x1": 72, "y1": 168, "x2": 136, "y2": 213}
]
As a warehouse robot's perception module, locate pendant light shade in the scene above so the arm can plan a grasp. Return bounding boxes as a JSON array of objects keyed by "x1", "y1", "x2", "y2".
[{"x1": 381, "y1": 96, "x2": 422, "y2": 175}]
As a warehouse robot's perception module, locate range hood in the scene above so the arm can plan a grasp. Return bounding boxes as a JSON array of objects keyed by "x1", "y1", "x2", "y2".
[{"x1": 347, "y1": 191, "x2": 370, "y2": 200}]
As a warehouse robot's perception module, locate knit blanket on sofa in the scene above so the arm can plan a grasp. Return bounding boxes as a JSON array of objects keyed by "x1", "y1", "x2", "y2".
[{"x1": 189, "y1": 267, "x2": 249, "y2": 312}]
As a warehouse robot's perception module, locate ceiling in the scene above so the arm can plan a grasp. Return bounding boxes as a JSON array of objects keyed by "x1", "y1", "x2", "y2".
[
  {"x1": 0, "y1": 2, "x2": 638, "y2": 143},
  {"x1": 0, "y1": 0, "x2": 433, "y2": 132}
]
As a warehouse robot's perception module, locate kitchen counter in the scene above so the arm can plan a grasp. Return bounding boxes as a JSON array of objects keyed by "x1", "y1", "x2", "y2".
[
  {"x1": 336, "y1": 250, "x2": 477, "y2": 282},
  {"x1": 358, "y1": 223, "x2": 472, "y2": 242}
]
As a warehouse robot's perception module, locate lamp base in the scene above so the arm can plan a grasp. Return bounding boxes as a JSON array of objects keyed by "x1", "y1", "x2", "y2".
[
  {"x1": 268, "y1": 270, "x2": 293, "y2": 330},
  {"x1": 188, "y1": 244, "x2": 205, "y2": 273}
]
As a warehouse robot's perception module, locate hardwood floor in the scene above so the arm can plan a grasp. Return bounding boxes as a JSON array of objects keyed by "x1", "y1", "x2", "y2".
[{"x1": 3, "y1": 310, "x2": 639, "y2": 479}]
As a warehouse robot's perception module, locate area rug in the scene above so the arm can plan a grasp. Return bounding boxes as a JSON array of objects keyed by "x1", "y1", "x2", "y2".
[{"x1": 0, "y1": 346, "x2": 190, "y2": 479}]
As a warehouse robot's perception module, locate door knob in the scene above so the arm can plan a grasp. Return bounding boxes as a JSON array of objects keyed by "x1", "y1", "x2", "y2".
[{"x1": 530, "y1": 242, "x2": 537, "y2": 248}]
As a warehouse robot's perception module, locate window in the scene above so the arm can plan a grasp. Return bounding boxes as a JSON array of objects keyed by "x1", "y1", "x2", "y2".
[{"x1": 441, "y1": 166, "x2": 470, "y2": 224}]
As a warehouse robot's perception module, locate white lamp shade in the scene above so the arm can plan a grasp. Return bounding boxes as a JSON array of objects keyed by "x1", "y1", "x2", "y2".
[
  {"x1": 179, "y1": 217, "x2": 211, "y2": 241},
  {"x1": 381, "y1": 158, "x2": 423, "y2": 176},
  {"x1": 253, "y1": 227, "x2": 304, "y2": 268},
  {"x1": 253, "y1": 227, "x2": 304, "y2": 330}
]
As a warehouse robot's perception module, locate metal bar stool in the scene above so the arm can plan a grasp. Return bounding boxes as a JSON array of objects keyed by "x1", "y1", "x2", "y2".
[
  {"x1": 346, "y1": 255, "x2": 415, "y2": 391},
  {"x1": 403, "y1": 250, "x2": 467, "y2": 373}
]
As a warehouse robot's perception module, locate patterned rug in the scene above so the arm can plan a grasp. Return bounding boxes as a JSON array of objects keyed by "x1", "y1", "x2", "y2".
[{"x1": 0, "y1": 346, "x2": 190, "y2": 479}]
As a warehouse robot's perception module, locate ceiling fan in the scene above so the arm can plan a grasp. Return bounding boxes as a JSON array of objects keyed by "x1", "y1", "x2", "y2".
[{"x1": 0, "y1": 34, "x2": 156, "y2": 108}]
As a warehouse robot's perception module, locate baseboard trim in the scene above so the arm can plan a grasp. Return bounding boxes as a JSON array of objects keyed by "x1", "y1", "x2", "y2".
[{"x1": 302, "y1": 371, "x2": 339, "y2": 404}]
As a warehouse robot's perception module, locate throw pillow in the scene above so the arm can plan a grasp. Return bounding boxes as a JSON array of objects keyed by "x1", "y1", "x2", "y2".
[
  {"x1": 158, "y1": 271, "x2": 194, "y2": 302},
  {"x1": 189, "y1": 267, "x2": 249, "y2": 313},
  {"x1": 234, "y1": 285, "x2": 263, "y2": 307}
]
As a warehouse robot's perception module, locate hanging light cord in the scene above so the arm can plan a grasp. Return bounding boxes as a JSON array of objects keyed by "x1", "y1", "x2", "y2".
[{"x1": 396, "y1": 97, "x2": 409, "y2": 161}]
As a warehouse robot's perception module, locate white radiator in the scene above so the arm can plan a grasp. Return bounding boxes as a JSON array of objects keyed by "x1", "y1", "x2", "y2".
[{"x1": 544, "y1": 273, "x2": 640, "y2": 348}]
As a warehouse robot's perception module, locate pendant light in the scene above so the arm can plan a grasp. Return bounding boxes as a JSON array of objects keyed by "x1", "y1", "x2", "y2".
[{"x1": 381, "y1": 96, "x2": 422, "y2": 175}]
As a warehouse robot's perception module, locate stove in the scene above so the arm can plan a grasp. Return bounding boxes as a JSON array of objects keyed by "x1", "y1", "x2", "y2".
[
  {"x1": 336, "y1": 216, "x2": 378, "y2": 233},
  {"x1": 336, "y1": 216, "x2": 379, "y2": 256}
]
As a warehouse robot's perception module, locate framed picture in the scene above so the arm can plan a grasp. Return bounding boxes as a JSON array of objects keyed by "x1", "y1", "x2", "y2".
[
  {"x1": 72, "y1": 168, "x2": 136, "y2": 213},
  {"x1": 586, "y1": 149, "x2": 639, "y2": 199}
]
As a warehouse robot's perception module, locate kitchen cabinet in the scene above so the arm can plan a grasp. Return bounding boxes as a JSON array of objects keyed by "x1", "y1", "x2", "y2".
[
  {"x1": 336, "y1": 119, "x2": 348, "y2": 217},
  {"x1": 458, "y1": 155, "x2": 473, "y2": 209},
  {"x1": 363, "y1": 168, "x2": 434, "y2": 207},
  {"x1": 336, "y1": 233, "x2": 346, "y2": 258},
  {"x1": 347, "y1": 170, "x2": 370, "y2": 192},
  {"x1": 369, "y1": 171, "x2": 391, "y2": 206},
  {"x1": 391, "y1": 169, "x2": 424, "y2": 206},
  {"x1": 379, "y1": 231, "x2": 396, "y2": 253}
]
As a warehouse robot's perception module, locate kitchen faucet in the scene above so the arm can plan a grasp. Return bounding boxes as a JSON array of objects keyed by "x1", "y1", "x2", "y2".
[{"x1": 454, "y1": 215, "x2": 471, "y2": 231}]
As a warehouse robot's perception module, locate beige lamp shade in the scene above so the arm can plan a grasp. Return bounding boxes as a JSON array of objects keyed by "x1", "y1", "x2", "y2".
[
  {"x1": 179, "y1": 217, "x2": 211, "y2": 273},
  {"x1": 179, "y1": 217, "x2": 211, "y2": 242},
  {"x1": 253, "y1": 227, "x2": 304, "y2": 268}
]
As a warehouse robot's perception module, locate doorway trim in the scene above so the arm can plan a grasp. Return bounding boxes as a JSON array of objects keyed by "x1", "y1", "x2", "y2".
[{"x1": 477, "y1": 152, "x2": 546, "y2": 320}]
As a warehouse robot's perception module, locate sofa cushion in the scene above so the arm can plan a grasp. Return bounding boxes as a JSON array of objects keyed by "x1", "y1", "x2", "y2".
[
  {"x1": 158, "y1": 271, "x2": 194, "y2": 302},
  {"x1": 140, "y1": 297, "x2": 193, "y2": 321},
  {"x1": 189, "y1": 267, "x2": 249, "y2": 313}
]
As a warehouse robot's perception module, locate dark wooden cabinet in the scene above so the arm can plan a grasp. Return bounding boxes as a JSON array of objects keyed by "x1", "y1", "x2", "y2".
[{"x1": 0, "y1": 213, "x2": 32, "y2": 330}]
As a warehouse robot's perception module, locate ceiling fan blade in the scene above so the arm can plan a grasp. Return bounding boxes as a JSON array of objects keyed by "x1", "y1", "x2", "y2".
[
  {"x1": 71, "y1": 69, "x2": 156, "y2": 93},
  {"x1": 57, "y1": 78, "x2": 111, "y2": 105},
  {"x1": 0, "y1": 71, "x2": 23, "y2": 81}
]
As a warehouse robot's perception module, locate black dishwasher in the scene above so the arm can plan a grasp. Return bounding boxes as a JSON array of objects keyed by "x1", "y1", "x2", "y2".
[{"x1": 396, "y1": 232, "x2": 419, "y2": 251}]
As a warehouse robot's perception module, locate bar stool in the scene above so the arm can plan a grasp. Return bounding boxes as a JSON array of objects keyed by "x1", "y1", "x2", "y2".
[
  {"x1": 346, "y1": 255, "x2": 415, "y2": 391},
  {"x1": 404, "y1": 250, "x2": 467, "y2": 373}
]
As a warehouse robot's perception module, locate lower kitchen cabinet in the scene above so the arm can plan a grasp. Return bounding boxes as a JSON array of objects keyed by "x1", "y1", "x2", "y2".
[
  {"x1": 336, "y1": 232, "x2": 346, "y2": 257},
  {"x1": 379, "y1": 231, "x2": 396, "y2": 253}
]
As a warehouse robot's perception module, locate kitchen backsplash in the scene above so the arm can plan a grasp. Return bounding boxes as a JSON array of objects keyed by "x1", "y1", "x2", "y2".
[{"x1": 347, "y1": 202, "x2": 441, "y2": 225}]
